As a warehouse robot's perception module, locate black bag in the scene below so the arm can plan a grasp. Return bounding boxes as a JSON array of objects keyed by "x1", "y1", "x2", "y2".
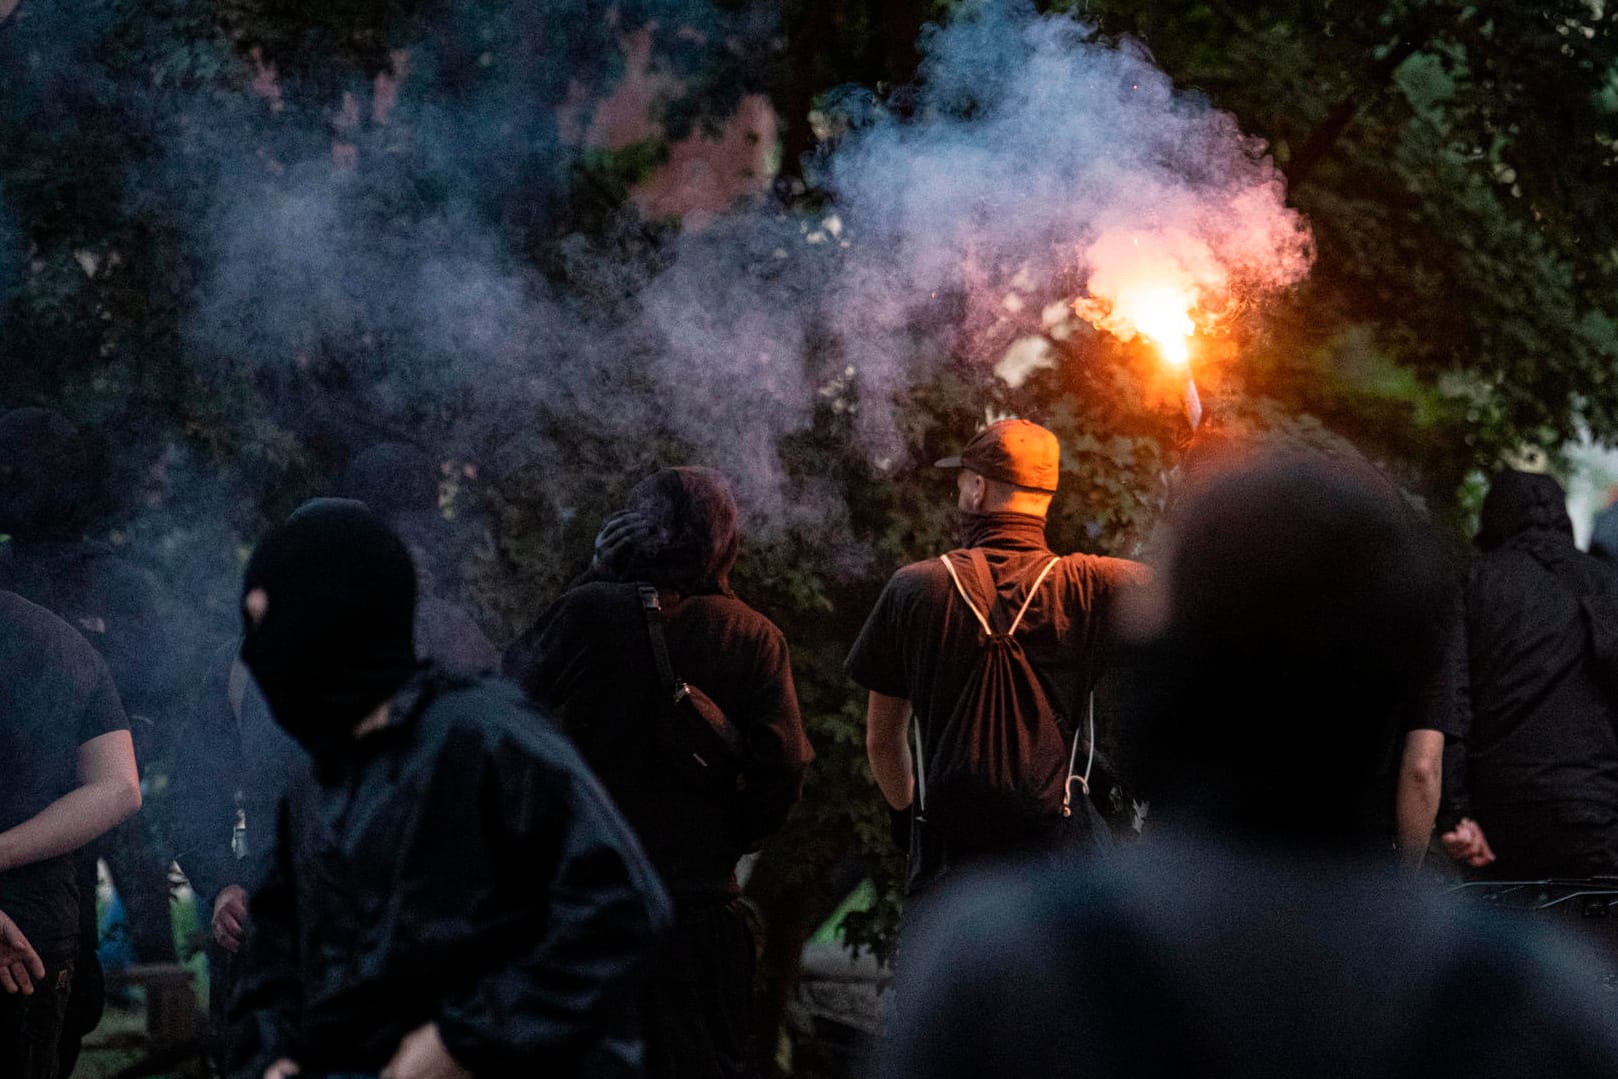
[
  {"x1": 918, "y1": 551, "x2": 1090, "y2": 852},
  {"x1": 638, "y1": 585, "x2": 746, "y2": 791}
]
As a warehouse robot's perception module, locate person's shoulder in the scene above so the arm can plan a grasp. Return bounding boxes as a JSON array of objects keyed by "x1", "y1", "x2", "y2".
[
  {"x1": 688, "y1": 593, "x2": 787, "y2": 637},
  {"x1": 0, "y1": 588, "x2": 101, "y2": 664},
  {"x1": 422, "y1": 671, "x2": 574, "y2": 757}
]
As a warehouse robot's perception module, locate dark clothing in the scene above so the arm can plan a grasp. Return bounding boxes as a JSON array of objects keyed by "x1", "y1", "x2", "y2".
[
  {"x1": 0, "y1": 955, "x2": 74, "y2": 1079},
  {"x1": 644, "y1": 898, "x2": 757, "y2": 1079},
  {"x1": 1446, "y1": 470, "x2": 1618, "y2": 874},
  {"x1": 846, "y1": 513, "x2": 1145, "y2": 883},
  {"x1": 0, "y1": 537, "x2": 180, "y2": 971},
  {"x1": 170, "y1": 644, "x2": 302, "y2": 908},
  {"x1": 505, "y1": 583, "x2": 810, "y2": 898},
  {"x1": 0, "y1": 590, "x2": 129, "y2": 956},
  {"x1": 173, "y1": 595, "x2": 495, "y2": 908},
  {"x1": 878, "y1": 837, "x2": 1618, "y2": 1079},
  {"x1": 229, "y1": 669, "x2": 670, "y2": 1079}
]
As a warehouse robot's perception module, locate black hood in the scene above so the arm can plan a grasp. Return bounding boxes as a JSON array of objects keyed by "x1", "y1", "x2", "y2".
[
  {"x1": 241, "y1": 498, "x2": 420, "y2": 757},
  {"x1": 0, "y1": 408, "x2": 91, "y2": 542},
  {"x1": 612, "y1": 467, "x2": 740, "y2": 596},
  {"x1": 1477, "y1": 469, "x2": 1573, "y2": 552}
]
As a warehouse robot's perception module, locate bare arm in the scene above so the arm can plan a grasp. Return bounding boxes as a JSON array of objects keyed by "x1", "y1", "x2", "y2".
[
  {"x1": 865, "y1": 691, "x2": 915, "y2": 811},
  {"x1": 0, "y1": 730, "x2": 141, "y2": 873},
  {"x1": 1395, "y1": 729, "x2": 1444, "y2": 868}
]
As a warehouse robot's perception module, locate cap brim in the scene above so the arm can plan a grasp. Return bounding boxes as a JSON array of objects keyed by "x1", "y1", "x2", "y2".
[{"x1": 933, "y1": 455, "x2": 964, "y2": 469}]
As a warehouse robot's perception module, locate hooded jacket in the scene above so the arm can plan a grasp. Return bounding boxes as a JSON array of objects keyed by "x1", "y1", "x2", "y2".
[
  {"x1": 503, "y1": 468, "x2": 811, "y2": 897},
  {"x1": 1448, "y1": 470, "x2": 1618, "y2": 820},
  {"x1": 228, "y1": 670, "x2": 672, "y2": 1078}
]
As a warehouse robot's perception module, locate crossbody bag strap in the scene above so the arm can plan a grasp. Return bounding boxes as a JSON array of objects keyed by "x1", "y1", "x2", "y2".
[{"x1": 637, "y1": 585, "x2": 689, "y2": 704}]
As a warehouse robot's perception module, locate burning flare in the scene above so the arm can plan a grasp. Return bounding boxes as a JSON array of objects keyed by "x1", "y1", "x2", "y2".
[{"x1": 1071, "y1": 229, "x2": 1215, "y2": 371}]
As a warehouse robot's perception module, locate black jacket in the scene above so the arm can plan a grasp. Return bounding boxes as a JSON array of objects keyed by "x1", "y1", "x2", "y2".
[
  {"x1": 1447, "y1": 471, "x2": 1618, "y2": 818},
  {"x1": 228, "y1": 669, "x2": 671, "y2": 1078},
  {"x1": 504, "y1": 583, "x2": 810, "y2": 897}
]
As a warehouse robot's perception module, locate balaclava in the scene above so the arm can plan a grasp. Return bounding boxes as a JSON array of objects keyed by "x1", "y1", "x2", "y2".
[
  {"x1": 241, "y1": 498, "x2": 419, "y2": 758},
  {"x1": 0, "y1": 407, "x2": 92, "y2": 542}
]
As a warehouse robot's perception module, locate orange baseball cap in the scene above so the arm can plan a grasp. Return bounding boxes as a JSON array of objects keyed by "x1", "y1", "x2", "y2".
[{"x1": 934, "y1": 418, "x2": 1060, "y2": 493}]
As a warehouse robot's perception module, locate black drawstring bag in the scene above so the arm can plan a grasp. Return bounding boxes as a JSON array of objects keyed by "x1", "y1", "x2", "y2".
[{"x1": 917, "y1": 551, "x2": 1095, "y2": 854}]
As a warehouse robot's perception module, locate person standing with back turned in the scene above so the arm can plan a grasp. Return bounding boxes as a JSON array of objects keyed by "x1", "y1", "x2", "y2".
[{"x1": 847, "y1": 419, "x2": 1147, "y2": 895}]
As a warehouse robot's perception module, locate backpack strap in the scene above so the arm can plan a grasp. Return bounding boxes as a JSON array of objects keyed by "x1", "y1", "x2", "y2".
[
  {"x1": 938, "y1": 552, "x2": 1061, "y2": 637},
  {"x1": 939, "y1": 554, "x2": 993, "y2": 635},
  {"x1": 1062, "y1": 692, "x2": 1097, "y2": 817},
  {"x1": 637, "y1": 585, "x2": 690, "y2": 704}
]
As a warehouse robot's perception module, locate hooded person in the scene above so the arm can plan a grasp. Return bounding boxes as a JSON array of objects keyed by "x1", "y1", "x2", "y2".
[
  {"x1": 0, "y1": 407, "x2": 182, "y2": 1072},
  {"x1": 876, "y1": 453, "x2": 1618, "y2": 1079},
  {"x1": 504, "y1": 466, "x2": 812, "y2": 1079},
  {"x1": 227, "y1": 499, "x2": 670, "y2": 1079},
  {"x1": 1437, "y1": 468, "x2": 1618, "y2": 876}
]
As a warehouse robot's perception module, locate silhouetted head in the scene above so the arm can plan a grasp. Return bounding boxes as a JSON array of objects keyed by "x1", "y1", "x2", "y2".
[
  {"x1": 612, "y1": 467, "x2": 740, "y2": 596},
  {"x1": 0, "y1": 408, "x2": 92, "y2": 542},
  {"x1": 1477, "y1": 468, "x2": 1572, "y2": 552},
  {"x1": 1128, "y1": 452, "x2": 1446, "y2": 845},
  {"x1": 241, "y1": 498, "x2": 419, "y2": 758}
]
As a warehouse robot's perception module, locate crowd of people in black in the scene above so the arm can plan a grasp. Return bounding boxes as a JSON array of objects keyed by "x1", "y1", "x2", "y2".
[{"x1": 3, "y1": 408, "x2": 1618, "y2": 1078}]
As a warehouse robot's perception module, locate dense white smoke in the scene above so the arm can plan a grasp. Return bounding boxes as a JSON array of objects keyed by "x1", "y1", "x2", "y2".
[{"x1": 180, "y1": 1, "x2": 1313, "y2": 537}]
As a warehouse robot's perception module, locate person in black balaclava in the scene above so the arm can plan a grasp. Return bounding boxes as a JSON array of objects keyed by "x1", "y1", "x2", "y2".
[
  {"x1": 172, "y1": 442, "x2": 496, "y2": 1072},
  {"x1": 504, "y1": 467, "x2": 812, "y2": 1079},
  {"x1": 1437, "y1": 469, "x2": 1618, "y2": 876},
  {"x1": 877, "y1": 453, "x2": 1618, "y2": 1079},
  {"x1": 229, "y1": 499, "x2": 669, "y2": 1079},
  {"x1": 0, "y1": 407, "x2": 182, "y2": 1073}
]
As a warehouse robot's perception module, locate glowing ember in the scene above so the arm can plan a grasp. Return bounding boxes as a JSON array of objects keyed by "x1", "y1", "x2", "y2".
[
  {"x1": 1109, "y1": 284, "x2": 1194, "y2": 368},
  {"x1": 1071, "y1": 229, "x2": 1215, "y2": 371}
]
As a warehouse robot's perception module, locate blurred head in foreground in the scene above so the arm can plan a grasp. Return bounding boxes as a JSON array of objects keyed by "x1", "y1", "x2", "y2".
[{"x1": 1123, "y1": 449, "x2": 1447, "y2": 846}]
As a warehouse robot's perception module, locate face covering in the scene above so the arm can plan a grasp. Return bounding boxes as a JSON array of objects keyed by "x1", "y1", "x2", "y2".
[{"x1": 241, "y1": 499, "x2": 420, "y2": 758}]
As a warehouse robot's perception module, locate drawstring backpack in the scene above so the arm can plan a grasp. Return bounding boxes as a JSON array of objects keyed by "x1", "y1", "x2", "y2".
[{"x1": 914, "y1": 550, "x2": 1102, "y2": 854}]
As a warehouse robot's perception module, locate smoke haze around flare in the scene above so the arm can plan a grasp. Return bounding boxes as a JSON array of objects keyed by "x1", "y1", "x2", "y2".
[
  {"x1": 6, "y1": 0, "x2": 1313, "y2": 561},
  {"x1": 824, "y1": 2, "x2": 1313, "y2": 378}
]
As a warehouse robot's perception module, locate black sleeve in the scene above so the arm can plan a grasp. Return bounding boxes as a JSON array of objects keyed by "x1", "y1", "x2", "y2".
[
  {"x1": 846, "y1": 575, "x2": 913, "y2": 699},
  {"x1": 169, "y1": 644, "x2": 248, "y2": 907},
  {"x1": 435, "y1": 729, "x2": 672, "y2": 1072},
  {"x1": 228, "y1": 797, "x2": 302, "y2": 1079},
  {"x1": 734, "y1": 627, "x2": 812, "y2": 847},
  {"x1": 76, "y1": 645, "x2": 130, "y2": 747}
]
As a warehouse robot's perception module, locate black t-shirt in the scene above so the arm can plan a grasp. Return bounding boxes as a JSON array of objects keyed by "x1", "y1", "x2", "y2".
[
  {"x1": 0, "y1": 590, "x2": 129, "y2": 955},
  {"x1": 847, "y1": 517, "x2": 1146, "y2": 754},
  {"x1": 504, "y1": 582, "x2": 812, "y2": 897}
]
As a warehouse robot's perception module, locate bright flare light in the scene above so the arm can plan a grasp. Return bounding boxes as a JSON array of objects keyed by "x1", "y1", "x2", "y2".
[{"x1": 1110, "y1": 284, "x2": 1195, "y2": 369}]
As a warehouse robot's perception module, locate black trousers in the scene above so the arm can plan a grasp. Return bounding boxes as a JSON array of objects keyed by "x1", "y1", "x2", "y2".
[
  {"x1": 645, "y1": 896, "x2": 758, "y2": 1079},
  {"x1": 0, "y1": 953, "x2": 75, "y2": 1079}
]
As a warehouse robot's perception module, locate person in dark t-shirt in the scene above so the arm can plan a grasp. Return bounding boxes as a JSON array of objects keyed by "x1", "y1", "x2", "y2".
[
  {"x1": 0, "y1": 590, "x2": 141, "y2": 1079},
  {"x1": 505, "y1": 467, "x2": 812, "y2": 1079},
  {"x1": 847, "y1": 420, "x2": 1146, "y2": 892}
]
